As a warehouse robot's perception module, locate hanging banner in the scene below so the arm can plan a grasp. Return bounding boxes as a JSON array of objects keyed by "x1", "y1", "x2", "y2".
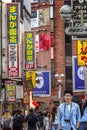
[
  {"x1": 24, "y1": 32, "x2": 35, "y2": 69},
  {"x1": 6, "y1": 3, "x2": 20, "y2": 45},
  {"x1": 5, "y1": 81, "x2": 16, "y2": 102},
  {"x1": 77, "y1": 40, "x2": 87, "y2": 66},
  {"x1": 7, "y1": 44, "x2": 19, "y2": 77},
  {"x1": 72, "y1": 56, "x2": 85, "y2": 92},
  {"x1": 33, "y1": 71, "x2": 51, "y2": 97}
]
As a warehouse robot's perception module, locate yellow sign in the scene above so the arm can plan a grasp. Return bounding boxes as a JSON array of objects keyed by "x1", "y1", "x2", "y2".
[
  {"x1": 26, "y1": 71, "x2": 36, "y2": 89},
  {"x1": 77, "y1": 40, "x2": 87, "y2": 66}
]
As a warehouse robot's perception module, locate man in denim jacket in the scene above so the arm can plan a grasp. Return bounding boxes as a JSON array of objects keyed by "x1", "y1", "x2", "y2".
[{"x1": 57, "y1": 89, "x2": 81, "y2": 130}]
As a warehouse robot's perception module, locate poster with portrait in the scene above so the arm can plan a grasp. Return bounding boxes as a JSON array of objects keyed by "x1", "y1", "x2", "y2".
[{"x1": 33, "y1": 71, "x2": 51, "y2": 97}]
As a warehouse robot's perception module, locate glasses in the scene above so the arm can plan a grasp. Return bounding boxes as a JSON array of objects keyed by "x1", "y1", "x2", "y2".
[{"x1": 64, "y1": 96, "x2": 72, "y2": 99}]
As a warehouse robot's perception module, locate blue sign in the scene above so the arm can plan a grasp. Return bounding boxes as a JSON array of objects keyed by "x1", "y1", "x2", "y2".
[
  {"x1": 33, "y1": 71, "x2": 51, "y2": 97},
  {"x1": 73, "y1": 56, "x2": 85, "y2": 91}
]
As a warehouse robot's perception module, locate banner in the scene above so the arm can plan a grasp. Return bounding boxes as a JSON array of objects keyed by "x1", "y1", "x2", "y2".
[
  {"x1": 33, "y1": 71, "x2": 51, "y2": 97},
  {"x1": 72, "y1": 56, "x2": 85, "y2": 92},
  {"x1": 5, "y1": 81, "x2": 16, "y2": 102},
  {"x1": 24, "y1": 32, "x2": 35, "y2": 69}
]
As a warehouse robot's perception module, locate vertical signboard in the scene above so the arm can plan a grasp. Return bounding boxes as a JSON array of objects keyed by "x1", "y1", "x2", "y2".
[
  {"x1": 72, "y1": 56, "x2": 85, "y2": 92},
  {"x1": 24, "y1": 32, "x2": 35, "y2": 69},
  {"x1": 6, "y1": 3, "x2": 20, "y2": 77},
  {"x1": 33, "y1": 71, "x2": 51, "y2": 97},
  {"x1": 5, "y1": 81, "x2": 16, "y2": 102},
  {"x1": 26, "y1": 70, "x2": 36, "y2": 90}
]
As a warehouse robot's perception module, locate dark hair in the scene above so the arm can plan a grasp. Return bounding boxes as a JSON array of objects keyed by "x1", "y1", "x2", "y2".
[
  {"x1": 29, "y1": 108, "x2": 33, "y2": 113},
  {"x1": 51, "y1": 106, "x2": 57, "y2": 122},
  {"x1": 64, "y1": 89, "x2": 73, "y2": 96}
]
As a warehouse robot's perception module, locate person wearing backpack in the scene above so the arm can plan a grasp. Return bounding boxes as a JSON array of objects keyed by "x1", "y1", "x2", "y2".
[
  {"x1": 25, "y1": 108, "x2": 38, "y2": 130},
  {"x1": 13, "y1": 110, "x2": 24, "y2": 130},
  {"x1": 1, "y1": 109, "x2": 13, "y2": 130}
]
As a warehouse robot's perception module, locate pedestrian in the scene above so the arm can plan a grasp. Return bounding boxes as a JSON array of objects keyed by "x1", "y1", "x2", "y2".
[
  {"x1": 79, "y1": 91, "x2": 87, "y2": 130},
  {"x1": 13, "y1": 110, "x2": 24, "y2": 130},
  {"x1": 1, "y1": 109, "x2": 13, "y2": 130},
  {"x1": 57, "y1": 89, "x2": 81, "y2": 130},
  {"x1": 43, "y1": 111, "x2": 50, "y2": 130},
  {"x1": 25, "y1": 108, "x2": 38, "y2": 130},
  {"x1": 50, "y1": 106, "x2": 58, "y2": 130}
]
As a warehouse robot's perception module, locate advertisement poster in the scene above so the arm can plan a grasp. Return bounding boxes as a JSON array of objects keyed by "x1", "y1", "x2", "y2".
[
  {"x1": 33, "y1": 71, "x2": 51, "y2": 97},
  {"x1": 5, "y1": 81, "x2": 16, "y2": 102},
  {"x1": 35, "y1": 33, "x2": 51, "y2": 52},
  {"x1": 72, "y1": 56, "x2": 85, "y2": 92}
]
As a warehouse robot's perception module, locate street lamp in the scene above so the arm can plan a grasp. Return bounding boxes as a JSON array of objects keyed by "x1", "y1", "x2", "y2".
[{"x1": 55, "y1": 73, "x2": 64, "y2": 104}]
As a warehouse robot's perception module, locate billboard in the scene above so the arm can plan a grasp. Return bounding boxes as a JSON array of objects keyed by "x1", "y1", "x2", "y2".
[
  {"x1": 72, "y1": 56, "x2": 85, "y2": 92},
  {"x1": 33, "y1": 71, "x2": 51, "y2": 97}
]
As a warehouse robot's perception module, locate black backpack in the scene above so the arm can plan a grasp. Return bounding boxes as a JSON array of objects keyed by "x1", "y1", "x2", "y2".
[
  {"x1": 28, "y1": 113, "x2": 37, "y2": 127},
  {"x1": 13, "y1": 115, "x2": 21, "y2": 128}
]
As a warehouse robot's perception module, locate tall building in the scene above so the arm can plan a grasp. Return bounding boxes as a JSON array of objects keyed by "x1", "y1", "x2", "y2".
[
  {"x1": 0, "y1": 0, "x2": 31, "y2": 114},
  {"x1": 31, "y1": 0, "x2": 85, "y2": 110}
]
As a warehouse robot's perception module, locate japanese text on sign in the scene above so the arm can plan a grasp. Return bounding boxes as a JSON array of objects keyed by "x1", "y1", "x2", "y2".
[{"x1": 7, "y1": 4, "x2": 19, "y2": 44}]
